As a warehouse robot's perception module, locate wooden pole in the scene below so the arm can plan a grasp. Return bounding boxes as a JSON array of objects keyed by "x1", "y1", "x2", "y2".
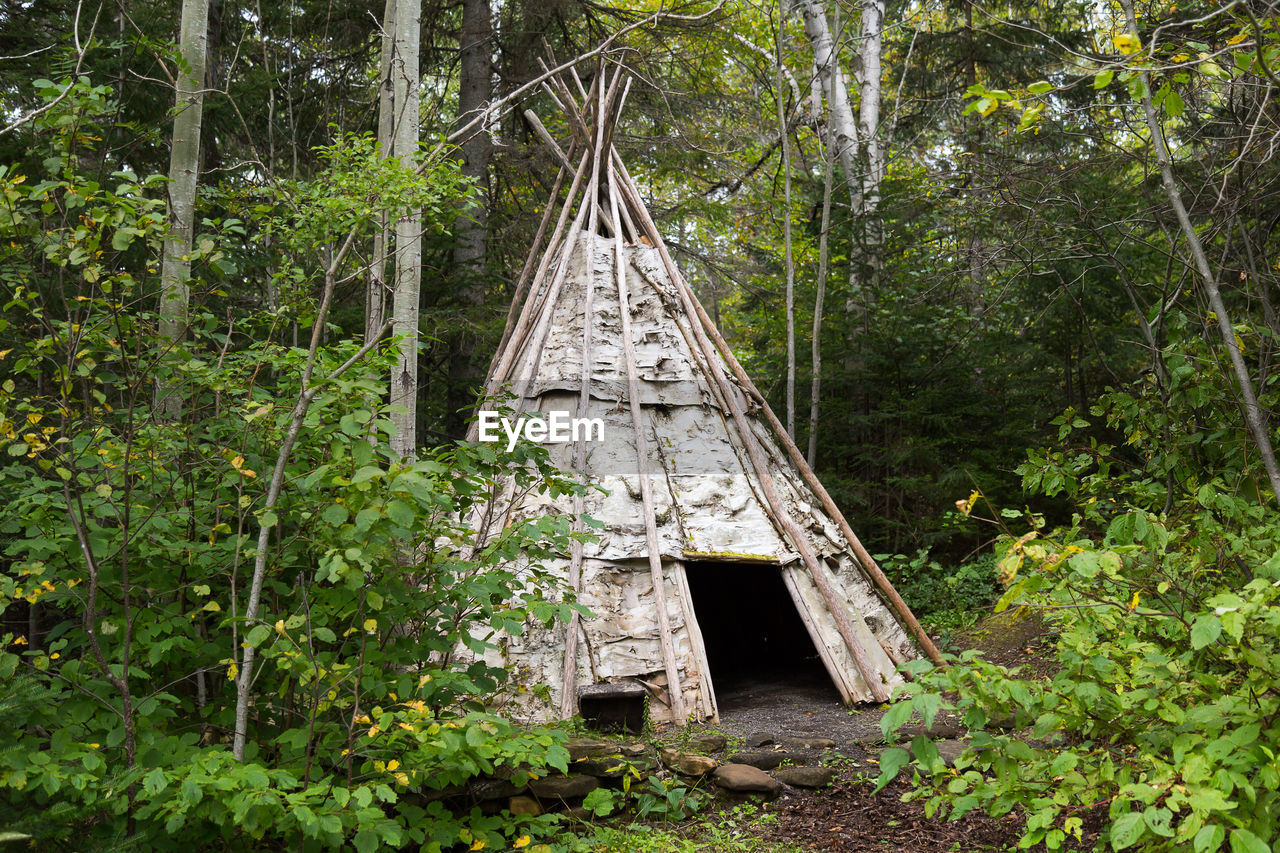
[
  {"x1": 560, "y1": 67, "x2": 613, "y2": 718},
  {"x1": 607, "y1": 166, "x2": 689, "y2": 720}
]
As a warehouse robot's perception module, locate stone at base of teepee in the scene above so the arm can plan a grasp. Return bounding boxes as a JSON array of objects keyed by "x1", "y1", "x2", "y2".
[{"x1": 713, "y1": 763, "x2": 783, "y2": 795}]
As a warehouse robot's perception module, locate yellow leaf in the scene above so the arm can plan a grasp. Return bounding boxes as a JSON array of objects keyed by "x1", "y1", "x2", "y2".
[
  {"x1": 470, "y1": 841, "x2": 485, "y2": 851},
  {"x1": 1113, "y1": 33, "x2": 1141, "y2": 54},
  {"x1": 514, "y1": 836, "x2": 531, "y2": 849},
  {"x1": 203, "y1": 601, "x2": 221, "y2": 612},
  {"x1": 387, "y1": 760, "x2": 400, "y2": 771},
  {"x1": 1227, "y1": 32, "x2": 1247, "y2": 45},
  {"x1": 1128, "y1": 591, "x2": 1140, "y2": 613},
  {"x1": 231, "y1": 455, "x2": 244, "y2": 469},
  {"x1": 364, "y1": 618, "x2": 378, "y2": 633},
  {"x1": 275, "y1": 620, "x2": 286, "y2": 634},
  {"x1": 227, "y1": 663, "x2": 238, "y2": 680}
]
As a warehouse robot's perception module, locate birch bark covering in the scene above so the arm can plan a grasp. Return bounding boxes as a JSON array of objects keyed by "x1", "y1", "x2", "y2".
[
  {"x1": 389, "y1": 0, "x2": 421, "y2": 459},
  {"x1": 157, "y1": 0, "x2": 210, "y2": 412}
]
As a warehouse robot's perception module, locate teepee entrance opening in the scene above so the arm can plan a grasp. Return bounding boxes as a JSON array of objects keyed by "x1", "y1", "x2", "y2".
[{"x1": 683, "y1": 561, "x2": 836, "y2": 705}]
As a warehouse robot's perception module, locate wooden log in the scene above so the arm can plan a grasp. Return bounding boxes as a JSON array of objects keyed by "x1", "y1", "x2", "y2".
[{"x1": 606, "y1": 166, "x2": 688, "y2": 722}]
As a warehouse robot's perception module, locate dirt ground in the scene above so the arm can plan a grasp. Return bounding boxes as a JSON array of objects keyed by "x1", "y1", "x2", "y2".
[{"x1": 704, "y1": 609, "x2": 1078, "y2": 852}]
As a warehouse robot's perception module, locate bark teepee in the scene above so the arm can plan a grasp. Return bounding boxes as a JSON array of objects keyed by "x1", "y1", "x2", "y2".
[{"x1": 468, "y1": 61, "x2": 941, "y2": 725}]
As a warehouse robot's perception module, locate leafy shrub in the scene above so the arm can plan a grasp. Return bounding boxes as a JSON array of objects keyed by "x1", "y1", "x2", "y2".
[
  {"x1": 875, "y1": 337, "x2": 1280, "y2": 852},
  {"x1": 0, "y1": 80, "x2": 587, "y2": 851}
]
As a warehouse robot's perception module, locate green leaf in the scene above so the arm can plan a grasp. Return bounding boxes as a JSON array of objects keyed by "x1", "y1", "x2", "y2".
[
  {"x1": 246, "y1": 625, "x2": 272, "y2": 648},
  {"x1": 1195, "y1": 825, "x2": 1226, "y2": 852},
  {"x1": 1094, "y1": 69, "x2": 1115, "y2": 89},
  {"x1": 1191, "y1": 615, "x2": 1221, "y2": 650},
  {"x1": 1028, "y1": 80, "x2": 1053, "y2": 95},
  {"x1": 1228, "y1": 829, "x2": 1269, "y2": 853},
  {"x1": 321, "y1": 504, "x2": 348, "y2": 526},
  {"x1": 880, "y1": 699, "x2": 914, "y2": 739},
  {"x1": 1164, "y1": 89, "x2": 1184, "y2": 116},
  {"x1": 1110, "y1": 811, "x2": 1145, "y2": 850},
  {"x1": 873, "y1": 747, "x2": 910, "y2": 793}
]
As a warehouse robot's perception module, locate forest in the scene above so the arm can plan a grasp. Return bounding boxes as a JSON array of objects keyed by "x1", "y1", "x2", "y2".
[{"x1": 1, "y1": 0, "x2": 1279, "y2": 849}]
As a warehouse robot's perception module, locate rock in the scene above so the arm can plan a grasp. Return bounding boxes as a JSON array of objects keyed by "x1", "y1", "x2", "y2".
[
  {"x1": 618, "y1": 742, "x2": 651, "y2": 757},
  {"x1": 508, "y1": 796, "x2": 542, "y2": 816},
  {"x1": 574, "y1": 757, "x2": 632, "y2": 779},
  {"x1": 528, "y1": 774, "x2": 599, "y2": 801},
  {"x1": 687, "y1": 733, "x2": 728, "y2": 753},
  {"x1": 935, "y1": 739, "x2": 968, "y2": 765},
  {"x1": 779, "y1": 735, "x2": 837, "y2": 750},
  {"x1": 726, "y1": 750, "x2": 789, "y2": 771},
  {"x1": 713, "y1": 763, "x2": 783, "y2": 796},
  {"x1": 562, "y1": 806, "x2": 593, "y2": 821},
  {"x1": 745, "y1": 731, "x2": 776, "y2": 748},
  {"x1": 565, "y1": 737, "x2": 617, "y2": 761},
  {"x1": 659, "y1": 748, "x2": 718, "y2": 776},
  {"x1": 471, "y1": 778, "x2": 526, "y2": 801},
  {"x1": 772, "y1": 766, "x2": 835, "y2": 788}
]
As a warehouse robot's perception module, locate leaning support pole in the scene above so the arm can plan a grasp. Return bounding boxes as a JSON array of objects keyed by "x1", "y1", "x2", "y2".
[
  {"x1": 613, "y1": 150, "x2": 943, "y2": 667},
  {"x1": 611, "y1": 162, "x2": 890, "y2": 703},
  {"x1": 560, "y1": 69, "x2": 613, "y2": 719},
  {"x1": 608, "y1": 166, "x2": 689, "y2": 721}
]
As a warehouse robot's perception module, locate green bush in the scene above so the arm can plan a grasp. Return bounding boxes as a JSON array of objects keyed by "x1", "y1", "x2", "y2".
[
  {"x1": 0, "y1": 80, "x2": 587, "y2": 851},
  {"x1": 875, "y1": 331, "x2": 1280, "y2": 852}
]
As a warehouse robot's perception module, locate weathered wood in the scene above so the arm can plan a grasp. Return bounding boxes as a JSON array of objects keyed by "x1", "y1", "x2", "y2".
[
  {"x1": 607, "y1": 164, "x2": 687, "y2": 722},
  {"x1": 780, "y1": 565, "x2": 855, "y2": 703},
  {"x1": 612, "y1": 150, "x2": 943, "y2": 667},
  {"x1": 560, "y1": 69, "x2": 613, "y2": 719},
  {"x1": 670, "y1": 561, "x2": 719, "y2": 723},
  {"x1": 611, "y1": 158, "x2": 891, "y2": 702}
]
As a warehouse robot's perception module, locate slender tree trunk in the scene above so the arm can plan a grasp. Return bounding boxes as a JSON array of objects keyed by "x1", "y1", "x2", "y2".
[
  {"x1": 1119, "y1": 0, "x2": 1280, "y2": 504},
  {"x1": 808, "y1": 132, "x2": 835, "y2": 468},
  {"x1": 369, "y1": 0, "x2": 395, "y2": 345},
  {"x1": 777, "y1": 9, "x2": 796, "y2": 438},
  {"x1": 446, "y1": 0, "x2": 492, "y2": 436},
  {"x1": 389, "y1": 0, "x2": 422, "y2": 459},
  {"x1": 156, "y1": 0, "x2": 210, "y2": 416},
  {"x1": 453, "y1": 0, "x2": 492, "y2": 282}
]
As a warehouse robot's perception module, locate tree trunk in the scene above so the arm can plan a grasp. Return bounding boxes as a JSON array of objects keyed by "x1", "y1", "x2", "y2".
[
  {"x1": 855, "y1": 0, "x2": 885, "y2": 291},
  {"x1": 453, "y1": 0, "x2": 492, "y2": 282},
  {"x1": 389, "y1": 0, "x2": 421, "y2": 460},
  {"x1": 156, "y1": 0, "x2": 210, "y2": 416},
  {"x1": 777, "y1": 9, "x2": 796, "y2": 439},
  {"x1": 1119, "y1": 0, "x2": 1280, "y2": 504},
  {"x1": 808, "y1": 131, "x2": 835, "y2": 468},
  {"x1": 368, "y1": 0, "x2": 395, "y2": 346},
  {"x1": 796, "y1": 0, "x2": 859, "y2": 210},
  {"x1": 446, "y1": 0, "x2": 492, "y2": 436}
]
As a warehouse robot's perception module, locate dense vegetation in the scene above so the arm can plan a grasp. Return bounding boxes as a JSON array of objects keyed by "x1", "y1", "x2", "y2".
[{"x1": 2, "y1": 0, "x2": 1278, "y2": 849}]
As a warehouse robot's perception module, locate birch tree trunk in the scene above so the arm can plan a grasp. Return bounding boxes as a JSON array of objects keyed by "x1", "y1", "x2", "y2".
[
  {"x1": 1119, "y1": 0, "x2": 1280, "y2": 504},
  {"x1": 389, "y1": 0, "x2": 421, "y2": 460},
  {"x1": 796, "y1": 0, "x2": 859, "y2": 210},
  {"x1": 156, "y1": 0, "x2": 210, "y2": 416},
  {"x1": 855, "y1": 0, "x2": 885, "y2": 290}
]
